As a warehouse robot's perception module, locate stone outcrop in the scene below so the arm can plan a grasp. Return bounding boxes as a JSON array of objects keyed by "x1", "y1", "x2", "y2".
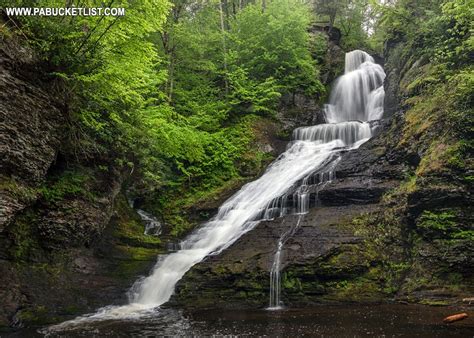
[
  {"x1": 172, "y1": 117, "x2": 408, "y2": 308},
  {"x1": 0, "y1": 36, "x2": 65, "y2": 230},
  {"x1": 0, "y1": 34, "x2": 161, "y2": 328}
]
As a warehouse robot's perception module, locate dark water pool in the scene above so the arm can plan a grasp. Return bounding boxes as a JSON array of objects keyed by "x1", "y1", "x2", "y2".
[{"x1": 4, "y1": 304, "x2": 473, "y2": 337}]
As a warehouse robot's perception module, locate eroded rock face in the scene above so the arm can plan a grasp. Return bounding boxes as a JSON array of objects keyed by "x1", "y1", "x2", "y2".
[
  {"x1": 173, "y1": 205, "x2": 375, "y2": 309},
  {"x1": 0, "y1": 37, "x2": 65, "y2": 230},
  {"x1": 0, "y1": 36, "x2": 162, "y2": 328}
]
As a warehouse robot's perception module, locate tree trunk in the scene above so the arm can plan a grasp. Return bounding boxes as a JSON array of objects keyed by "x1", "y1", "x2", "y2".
[{"x1": 219, "y1": 0, "x2": 229, "y2": 95}]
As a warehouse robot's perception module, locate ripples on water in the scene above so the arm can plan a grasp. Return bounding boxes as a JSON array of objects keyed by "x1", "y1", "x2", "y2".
[{"x1": 3, "y1": 305, "x2": 472, "y2": 337}]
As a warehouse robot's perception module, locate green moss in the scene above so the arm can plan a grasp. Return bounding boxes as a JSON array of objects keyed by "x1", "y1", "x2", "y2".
[
  {"x1": 105, "y1": 194, "x2": 163, "y2": 278},
  {"x1": 235, "y1": 279, "x2": 264, "y2": 290},
  {"x1": 117, "y1": 245, "x2": 159, "y2": 261},
  {"x1": 416, "y1": 210, "x2": 471, "y2": 240},
  {"x1": 452, "y1": 230, "x2": 474, "y2": 240},
  {"x1": 63, "y1": 305, "x2": 82, "y2": 315},
  {"x1": 282, "y1": 273, "x2": 302, "y2": 292},
  {"x1": 462, "y1": 175, "x2": 474, "y2": 183},
  {"x1": 112, "y1": 194, "x2": 162, "y2": 247},
  {"x1": 16, "y1": 306, "x2": 58, "y2": 326},
  {"x1": 114, "y1": 219, "x2": 161, "y2": 247},
  {"x1": 39, "y1": 169, "x2": 96, "y2": 204},
  {"x1": 9, "y1": 210, "x2": 42, "y2": 261},
  {"x1": 323, "y1": 274, "x2": 385, "y2": 302},
  {"x1": 0, "y1": 176, "x2": 38, "y2": 202},
  {"x1": 446, "y1": 139, "x2": 472, "y2": 169},
  {"x1": 418, "y1": 210, "x2": 456, "y2": 231},
  {"x1": 419, "y1": 299, "x2": 450, "y2": 306}
]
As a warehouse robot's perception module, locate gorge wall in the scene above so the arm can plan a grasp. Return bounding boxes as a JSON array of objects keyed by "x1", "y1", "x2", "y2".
[{"x1": 0, "y1": 35, "x2": 163, "y2": 327}]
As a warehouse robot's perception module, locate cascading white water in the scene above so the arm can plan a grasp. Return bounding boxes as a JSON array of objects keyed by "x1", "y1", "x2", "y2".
[
  {"x1": 325, "y1": 51, "x2": 385, "y2": 123},
  {"x1": 266, "y1": 50, "x2": 385, "y2": 309},
  {"x1": 134, "y1": 49, "x2": 384, "y2": 307},
  {"x1": 130, "y1": 139, "x2": 345, "y2": 306},
  {"x1": 47, "y1": 50, "x2": 385, "y2": 331},
  {"x1": 267, "y1": 165, "x2": 337, "y2": 309}
]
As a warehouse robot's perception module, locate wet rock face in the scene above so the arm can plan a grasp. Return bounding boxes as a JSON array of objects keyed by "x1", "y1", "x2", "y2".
[
  {"x1": 0, "y1": 38, "x2": 65, "y2": 230},
  {"x1": 0, "y1": 193, "x2": 162, "y2": 328},
  {"x1": 173, "y1": 121, "x2": 409, "y2": 308},
  {"x1": 277, "y1": 93, "x2": 326, "y2": 134},
  {"x1": 173, "y1": 206, "x2": 372, "y2": 309}
]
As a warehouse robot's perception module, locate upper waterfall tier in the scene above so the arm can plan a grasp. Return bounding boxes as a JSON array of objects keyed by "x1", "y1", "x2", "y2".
[
  {"x1": 293, "y1": 121, "x2": 371, "y2": 145},
  {"x1": 325, "y1": 50, "x2": 385, "y2": 123},
  {"x1": 344, "y1": 49, "x2": 374, "y2": 73}
]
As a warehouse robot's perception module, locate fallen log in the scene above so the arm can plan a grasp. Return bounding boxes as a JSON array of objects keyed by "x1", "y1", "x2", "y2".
[{"x1": 443, "y1": 313, "x2": 468, "y2": 324}]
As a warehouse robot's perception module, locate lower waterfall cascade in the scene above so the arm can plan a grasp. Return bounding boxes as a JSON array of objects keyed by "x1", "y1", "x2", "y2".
[{"x1": 47, "y1": 49, "x2": 385, "y2": 330}]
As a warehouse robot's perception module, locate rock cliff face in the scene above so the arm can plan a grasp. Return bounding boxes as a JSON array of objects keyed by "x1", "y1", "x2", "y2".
[
  {"x1": 172, "y1": 40, "x2": 473, "y2": 308},
  {"x1": 0, "y1": 36, "x2": 161, "y2": 327},
  {"x1": 0, "y1": 37, "x2": 65, "y2": 230}
]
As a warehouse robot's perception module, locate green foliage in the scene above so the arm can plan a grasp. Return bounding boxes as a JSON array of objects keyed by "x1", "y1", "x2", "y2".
[
  {"x1": 228, "y1": 0, "x2": 324, "y2": 97},
  {"x1": 6, "y1": 0, "x2": 326, "y2": 236},
  {"x1": 417, "y1": 211, "x2": 456, "y2": 234},
  {"x1": 282, "y1": 272, "x2": 302, "y2": 291},
  {"x1": 416, "y1": 210, "x2": 473, "y2": 241},
  {"x1": 0, "y1": 176, "x2": 37, "y2": 202},
  {"x1": 373, "y1": 0, "x2": 473, "y2": 68},
  {"x1": 374, "y1": 0, "x2": 473, "y2": 181},
  {"x1": 132, "y1": 0, "x2": 326, "y2": 234},
  {"x1": 9, "y1": 210, "x2": 40, "y2": 261},
  {"x1": 227, "y1": 67, "x2": 281, "y2": 115},
  {"x1": 336, "y1": 0, "x2": 372, "y2": 50},
  {"x1": 430, "y1": 0, "x2": 474, "y2": 67}
]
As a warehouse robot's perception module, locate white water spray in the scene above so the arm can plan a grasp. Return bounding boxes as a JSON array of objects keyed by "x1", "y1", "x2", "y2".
[{"x1": 47, "y1": 50, "x2": 385, "y2": 331}]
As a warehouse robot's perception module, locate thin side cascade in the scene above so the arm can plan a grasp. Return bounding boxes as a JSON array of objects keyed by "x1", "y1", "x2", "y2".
[
  {"x1": 268, "y1": 215, "x2": 304, "y2": 310},
  {"x1": 268, "y1": 166, "x2": 336, "y2": 310},
  {"x1": 46, "y1": 50, "x2": 385, "y2": 331},
  {"x1": 137, "y1": 209, "x2": 162, "y2": 236}
]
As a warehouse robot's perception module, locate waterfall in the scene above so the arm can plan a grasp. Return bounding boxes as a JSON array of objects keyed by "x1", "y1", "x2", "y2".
[
  {"x1": 268, "y1": 214, "x2": 303, "y2": 310},
  {"x1": 325, "y1": 51, "x2": 385, "y2": 123},
  {"x1": 265, "y1": 50, "x2": 385, "y2": 309},
  {"x1": 47, "y1": 50, "x2": 385, "y2": 330},
  {"x1": 132, "y1": 49, "x2": 384, "y2": 307}
]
